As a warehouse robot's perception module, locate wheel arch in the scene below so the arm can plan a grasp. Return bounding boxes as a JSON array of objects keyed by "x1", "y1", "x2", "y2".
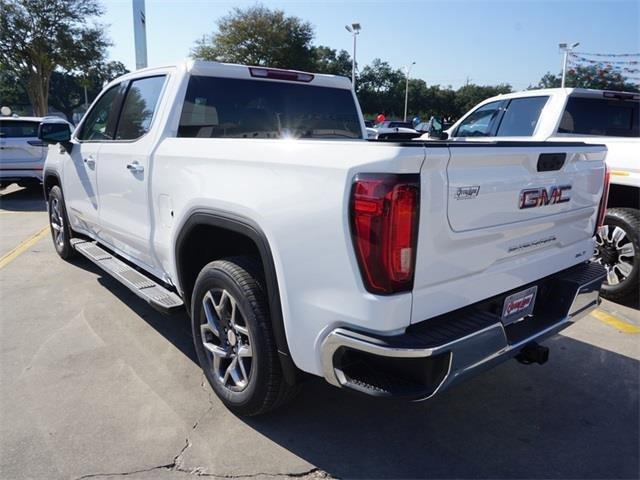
[
  {"x1": 43, "y1": 169, "x2": 61, "y2": 201},
  {"x1": 607, "y1": 183, "x2": 639, "y2": 210},
  {"x1": 174, "y1": 210, "x2": 301, "y2": 384}
]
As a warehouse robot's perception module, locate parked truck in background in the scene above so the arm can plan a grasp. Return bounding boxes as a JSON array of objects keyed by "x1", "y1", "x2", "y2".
[
  {"x1": 38, "y1": 61, "x2": 608, "y2": 415},
  {"x1": 423, "y1": 88, "x2": 639, "y2": 300}
]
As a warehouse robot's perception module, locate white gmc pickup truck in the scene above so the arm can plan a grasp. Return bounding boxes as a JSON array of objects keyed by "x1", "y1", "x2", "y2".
[
  {"x1": 39, "y1": 61, "x2": 608, "y2": 416},
  {"x1": 424, "y1": 88, "x2": 639, "y2": 300}
]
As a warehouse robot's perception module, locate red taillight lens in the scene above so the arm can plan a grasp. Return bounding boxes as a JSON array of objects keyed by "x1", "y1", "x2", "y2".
[
  {"x1": 595, "y1": 165, "x2": 610, "y2": 234},
  {"x1": 350, "y1": 174, "x2": 420, "y2": 294}
]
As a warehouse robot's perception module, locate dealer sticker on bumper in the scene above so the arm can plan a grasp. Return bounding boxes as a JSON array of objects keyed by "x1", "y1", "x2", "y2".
[{"x1": 501, "y1": 286, "x2": 538, "y2": 326}]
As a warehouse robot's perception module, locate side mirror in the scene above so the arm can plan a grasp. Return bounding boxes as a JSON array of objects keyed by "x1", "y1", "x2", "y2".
[
  {"x1": 427, "y1": 116, "x2": 442, "y2": 135},
  {"x1": 38, "y1": 121, "x2": 72, "y2": 152}
]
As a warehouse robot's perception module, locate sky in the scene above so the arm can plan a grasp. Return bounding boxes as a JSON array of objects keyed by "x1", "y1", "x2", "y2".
[{"x1": 102, "y1": 0, "x2": 640, "y2": 90}]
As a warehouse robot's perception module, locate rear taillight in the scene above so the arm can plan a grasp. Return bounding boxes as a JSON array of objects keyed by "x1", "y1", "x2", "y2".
[
  {"x1": 596, "y1": 165, "x2": 610, "y2": 234},
  {"x1": 349, "y1": 174, "x2": 420, "y2": 294}
]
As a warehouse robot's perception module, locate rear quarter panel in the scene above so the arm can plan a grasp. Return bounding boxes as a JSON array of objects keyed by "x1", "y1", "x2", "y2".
[{"x1": 152, "y1": 138, "x2": 425, "y2": 375}]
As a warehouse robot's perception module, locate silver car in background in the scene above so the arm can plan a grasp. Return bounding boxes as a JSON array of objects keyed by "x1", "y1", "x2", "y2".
[{"x1": 0, "y1": 116, "x2": 52, "y2": 189}]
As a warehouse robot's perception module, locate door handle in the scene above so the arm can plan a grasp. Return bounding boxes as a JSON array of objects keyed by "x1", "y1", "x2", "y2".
[
  {"x1": 83, "y1": 156, "x2": 95, "y2": 167},
  {"x1": 126, "y1": 161, "x2": 144, "y2": 173}
]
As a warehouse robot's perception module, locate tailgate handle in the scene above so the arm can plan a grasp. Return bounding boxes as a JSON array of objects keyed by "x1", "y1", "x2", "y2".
[{"x1": 537, "y1": 153, "x2": 566, "y2": 172}]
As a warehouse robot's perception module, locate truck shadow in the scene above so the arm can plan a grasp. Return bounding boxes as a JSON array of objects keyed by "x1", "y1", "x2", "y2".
[
  {"x1": 70, "y1": 257, "x2": 639, "y2": 479},
  {"x1": 242, "y1": 337, "x2": 639, "y2": 479},
  {"x1": 0, "y1": 185, "x2": 47, "y2": 212},
  {"x1": 69, "y1": 256, "x2": 197, "y2": 365}
]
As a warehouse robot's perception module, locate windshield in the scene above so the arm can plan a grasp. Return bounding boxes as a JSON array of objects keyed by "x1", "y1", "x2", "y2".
[{"x1": 178, "y1": 76, "x2": 362, "y2": 140}]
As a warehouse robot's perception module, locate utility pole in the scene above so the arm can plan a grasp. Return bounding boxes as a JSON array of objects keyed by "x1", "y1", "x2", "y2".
[
  {"x1": 345, "y1": 23, "x2": 361, "y2": 89},
  {"x1": 559, "y1": 42, "x2": 580, "y2": 88},
  {"x1": 403, "y1": 62, "x2": 415, "y2": 122},
  {"x1": 133, "y1": 0, "x2": 148, "y2": 69}
]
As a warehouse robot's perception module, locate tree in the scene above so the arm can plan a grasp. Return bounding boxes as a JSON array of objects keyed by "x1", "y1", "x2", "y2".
[
  {"x1": 192, "y1": 5, "x2": 315, "y2": 71},
  {"x1": 312, "y1": 46, "x2": 352, "y2": 77},
  {"x1": 0, "y1": 0, "x2": 109, "y2": 116},
  {"x1": 453, "y1": 83, "x2": 512, "y2": 117},
  {"x1": 0, "y1": 70, "x2": 30, "y2": 114},
  {"x1": 537, "y1": 66, "x2": 639, "y2": 92},
  {"x1": 357, "y1": 59, "x2": 406, "y2": 117},
  {"x1": 49, "y1": 61, "x2": 128, "y2": 121}
]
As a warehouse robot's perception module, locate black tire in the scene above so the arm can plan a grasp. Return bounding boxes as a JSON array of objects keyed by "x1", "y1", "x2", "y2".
[
  {"x1": 191, "y1": 257, "x2": 298, "y2": 416},
  {"x1": 48, "y1": 186, "x2": 75, "y2": 260},
  {"x1": 595, "y1": 208, "x2": 640, "y2": 301}
]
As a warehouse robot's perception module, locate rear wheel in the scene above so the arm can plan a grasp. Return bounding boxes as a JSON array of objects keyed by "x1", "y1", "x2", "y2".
[
  {"x1": 191, "y1": 257, "x2": 298, "y2": 416},
  {"x1": 594, "y1": 208, "x2": 640, "y2": 301},
  {"x1": 48, "y1": 186, "x2": 75, "y2": 260}
]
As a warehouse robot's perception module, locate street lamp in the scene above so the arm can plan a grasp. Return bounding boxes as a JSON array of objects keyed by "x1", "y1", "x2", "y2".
[
  {"x1": 403, "y1": 61, "x2": 416, "y2": 122},
  {"x1": 559, "y1": 42, "x2": 580, "y2": 88},
  {"x1": 345, "y1": 23, "x2": 361, "y2": 88}
]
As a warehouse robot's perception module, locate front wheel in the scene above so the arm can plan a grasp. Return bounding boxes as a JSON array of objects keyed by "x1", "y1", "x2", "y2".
[
  {"x1": 593, "y1": 208, "x2": 640, "y2": 301},
  {"x1": 191, "y1": 257, "x2": 298, "y2": 416},
  {"x1": 48, "y1": 186, "x2": 75, "y2": 260}
]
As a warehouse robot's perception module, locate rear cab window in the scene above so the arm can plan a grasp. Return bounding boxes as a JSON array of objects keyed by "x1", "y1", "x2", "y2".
[
  {"x1": 178, "y1": 76, "x2": 362, "y2": 139},
  {"x1": 0, "y1": 120, "x2": 39, "y2": 138},
  {"x1": 558, "y1": 95, "x2": 640, "y2": 137}
]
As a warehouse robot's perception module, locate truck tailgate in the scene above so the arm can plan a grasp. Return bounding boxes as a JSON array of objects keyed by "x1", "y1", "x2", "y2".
[{"x1": 410, "y1": 142, "x2": 607, "y2": 324}]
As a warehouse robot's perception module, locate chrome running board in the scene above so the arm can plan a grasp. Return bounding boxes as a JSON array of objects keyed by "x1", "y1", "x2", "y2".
[{"x1": 71, "y1": 239, "x2": 183, "y2": 314}]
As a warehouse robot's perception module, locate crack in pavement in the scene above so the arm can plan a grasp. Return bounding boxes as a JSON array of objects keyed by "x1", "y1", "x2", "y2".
[
  {"x1": 74, "y1": 375, "x2": 328, "y2": 479},
  {"x1": 74, "y1": 466, "x2": 326, "y2": 479}
]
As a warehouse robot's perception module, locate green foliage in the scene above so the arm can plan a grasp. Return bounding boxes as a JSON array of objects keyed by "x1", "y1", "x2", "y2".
[
  {"x1": 312, "y1": 46, "x2": 352, "y2": 77},
  {"x1": 537, "y1": 66, "x2": 639, "y2": 92},
  {"x1": 0, "y1": 70, "x2": 30, "y2": 114},
  {"x1": 49, "y1": 61, "x2": 129, "y2": 121},
  {"x1": 192, "y1": 5, "x2": 315, "y2": 71},
  {"x1": 355, "y1": 59, "x2": 512, "y2": 120},
  {"x1": 0, "y1": 0, "x2": 110, "y2": 116},
  {"x1": 453, "y1": 83, "x2": 512, "y2": 116}
]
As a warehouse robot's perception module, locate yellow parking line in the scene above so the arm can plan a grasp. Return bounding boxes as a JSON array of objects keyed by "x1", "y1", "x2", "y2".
[
  {"x1": 592, "y1": 309, "x2": 640, "y2": 334},
  {"x1": 0, "y1": 226, "x2": 49, "y2": 270}
]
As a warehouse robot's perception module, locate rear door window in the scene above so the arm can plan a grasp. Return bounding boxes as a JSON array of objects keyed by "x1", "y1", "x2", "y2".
[
  {"x1": 115, "y1": 76, "x2": 166, "y2": 140},
  {"x1": 496, "y1": 96, "x2": 549, "y2": 136},
  {"x1": 178, "y1": 76, "x2": 362, "y2": 139},
  {"x1": 558, "y1": 97, "x2": 640, "y2": 137},
  {"x1": 0, "y1": 121, "x2": 39, "y2": 138},
  {"x1": 455, "y1": 101, "x2": 503, "y2": 137}
]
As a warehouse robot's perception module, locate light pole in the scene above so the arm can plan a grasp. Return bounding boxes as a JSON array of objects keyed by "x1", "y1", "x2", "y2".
[
  {"x1": 559, "y1": 42, "x2": 579, "y2": 88},
  {"x1": 345, "y1": 23, "x2": 361, "y2": 88},
  {"x1": 403, "y1": 61, "x2": 415, "y2": 122}
]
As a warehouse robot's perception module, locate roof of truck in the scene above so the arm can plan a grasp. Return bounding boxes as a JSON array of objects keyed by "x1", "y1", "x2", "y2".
[
  {"x1": 114, "y1": 59, "x2": 353, "y2": 91},
  {"x1": 484, "y1": 87, "x2": 640, "y2": 102}
]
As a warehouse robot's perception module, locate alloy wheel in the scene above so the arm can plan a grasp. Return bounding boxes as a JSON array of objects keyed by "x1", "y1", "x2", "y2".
[
  {"x1": 50, "y1": 198, "x2": 65, "y2": 248},
  {"x1": 200, "y1": 288, "x2": 253, "y2": 392},
  {"x1": 594, "y1": 224, "x2": 635, "y2": 286}
]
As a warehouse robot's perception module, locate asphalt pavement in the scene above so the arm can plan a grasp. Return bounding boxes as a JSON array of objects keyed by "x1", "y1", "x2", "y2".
[{"x1": 1, "y1": 184, "x2": 638, "y2": 480}]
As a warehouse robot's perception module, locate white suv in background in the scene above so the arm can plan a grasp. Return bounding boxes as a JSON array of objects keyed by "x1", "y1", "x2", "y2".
[{"x1": 0, "y1": 116, "x2": 68, "y2": 189}]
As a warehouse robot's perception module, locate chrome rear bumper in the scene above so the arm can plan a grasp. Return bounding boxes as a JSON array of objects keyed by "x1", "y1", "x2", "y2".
[{"x1": 320, "y1": 262, "x2": 606, "y2": 399}]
